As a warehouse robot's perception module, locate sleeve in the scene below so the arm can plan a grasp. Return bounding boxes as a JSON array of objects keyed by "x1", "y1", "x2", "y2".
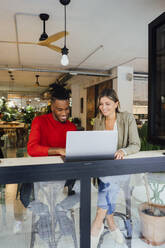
[
  {"x1": 27, "y1": 117, "x2": 50, "y2": 157},
  {"x1": 71, "y1": 123, "x2": 77, "y2": 131},
  {"x1": 122, "y1": 113, "x2": 141, "y2": 155}
]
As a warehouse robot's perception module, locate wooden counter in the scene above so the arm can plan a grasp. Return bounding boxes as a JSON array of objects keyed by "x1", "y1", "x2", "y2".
[{"x1": 0, "y1": 122, "x2": 25, "y2": 129}]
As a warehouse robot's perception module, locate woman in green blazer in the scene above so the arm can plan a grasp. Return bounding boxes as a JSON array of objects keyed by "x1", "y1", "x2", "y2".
[{"x1": 91, "y1": 88, "x2": 140, "y2": 248}]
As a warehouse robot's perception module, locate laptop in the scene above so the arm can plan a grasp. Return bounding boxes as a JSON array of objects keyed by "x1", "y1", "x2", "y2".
[{"x1": 65, "y1": 130, "x2": 118, "y2": 162}]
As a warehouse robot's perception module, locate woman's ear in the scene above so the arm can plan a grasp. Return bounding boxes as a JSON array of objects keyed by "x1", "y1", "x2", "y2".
[{"x1": 115, "y1": 101, "x2": 119, "y2": 109}]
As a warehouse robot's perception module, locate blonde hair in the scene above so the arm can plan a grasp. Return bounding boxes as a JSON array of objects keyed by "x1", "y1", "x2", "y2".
[{"x1": 98, "y1": 88, "x2": 120, "y2": 117}]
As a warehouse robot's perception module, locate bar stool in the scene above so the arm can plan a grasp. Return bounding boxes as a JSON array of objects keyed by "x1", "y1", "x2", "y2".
[{"x1": 29, "y1": 181, "x2": 79, "y2": 248}]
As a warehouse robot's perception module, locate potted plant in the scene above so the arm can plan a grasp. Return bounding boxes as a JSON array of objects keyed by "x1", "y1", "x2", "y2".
[{"x1": 138, "y1": 175, "x2": 165, "y2": 245}]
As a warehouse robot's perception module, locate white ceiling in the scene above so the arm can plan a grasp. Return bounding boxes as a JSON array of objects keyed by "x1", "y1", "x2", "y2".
[{"x1": 0, "y1": 0, "x2": 164, "y2": 95}]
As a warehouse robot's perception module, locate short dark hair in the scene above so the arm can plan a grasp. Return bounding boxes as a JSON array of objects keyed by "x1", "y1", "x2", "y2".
[{"x1": 49, "y1": 83, "x2": 70, "y2": 102}]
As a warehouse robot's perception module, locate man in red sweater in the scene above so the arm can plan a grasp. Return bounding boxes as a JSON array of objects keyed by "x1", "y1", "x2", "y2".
[
  {"x1": 27, "y1": 83, "x2": 77, "y2": 193},
  {"x1": 27, "y1": 85, "x2": 76, "y2": 157}
]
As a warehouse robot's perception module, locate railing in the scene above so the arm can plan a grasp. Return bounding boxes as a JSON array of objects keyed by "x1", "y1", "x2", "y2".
[{"x1": 0, "y1": 156, "x2": 165, "y2": 248}]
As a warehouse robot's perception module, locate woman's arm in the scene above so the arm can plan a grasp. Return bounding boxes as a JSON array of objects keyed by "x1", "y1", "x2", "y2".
[{"x1": 121, "y1": 113, "x2": 141, "y2": 156}]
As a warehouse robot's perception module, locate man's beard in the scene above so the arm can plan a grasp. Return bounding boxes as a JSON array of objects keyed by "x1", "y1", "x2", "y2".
[{"x1": 53, "y1": 112, "x2": 68, "y2": 123}]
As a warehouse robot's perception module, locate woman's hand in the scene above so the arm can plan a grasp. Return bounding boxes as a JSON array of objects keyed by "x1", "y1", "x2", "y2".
[{"x1": 114, "y1": 149, "x2": 125, "y2": 160}]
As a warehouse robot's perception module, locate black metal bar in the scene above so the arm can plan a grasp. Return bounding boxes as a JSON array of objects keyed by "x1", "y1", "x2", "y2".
[
  {"x1": 43, "y1": 20, "x2": 46, "y2": 33},
  {"x1": 80, "y1": 177, "x2": 91, "y2": 248},
  {"x1": 0, "y1": 157, "x2": 165, "y2": 184},
  {"x1": 64, "y1": 5, "x2": 66, "y2": 46}
]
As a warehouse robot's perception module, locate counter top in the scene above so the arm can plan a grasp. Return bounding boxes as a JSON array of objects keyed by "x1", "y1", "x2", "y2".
[
  {"x1": 0, "y1": 150, "x2": 165, "y2": 167},
  {"x1": 0, "y1": 155, "x2": 63, "y2": 167},
  {"x1": 126, "y1": 150, "x2": 165, "y2": 159}
]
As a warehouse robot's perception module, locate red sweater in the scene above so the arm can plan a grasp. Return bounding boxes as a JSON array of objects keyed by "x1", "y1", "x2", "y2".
[{"x1": 27, "y1": 113, "x2": 76, "y2": 157}]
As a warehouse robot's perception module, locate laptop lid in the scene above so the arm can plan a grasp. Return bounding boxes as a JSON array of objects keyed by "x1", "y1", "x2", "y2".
[{"x1": 65, "y1": 130, "x2": 118, "y2": 162}]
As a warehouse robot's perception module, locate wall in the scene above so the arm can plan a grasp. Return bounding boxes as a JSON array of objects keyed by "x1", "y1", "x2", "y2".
[
  {"x1": 113, "y1": 66, "x2": 133, "y2": 113},
  {"x1": 70, "y1": 83, "x2": 87, "y2": 129},
  {"x1": 71, "y1": 65, "x2": 134, "y2": 129},
  {"x1": 71, "y1": 84, "x2": 80, "y2": 118}
]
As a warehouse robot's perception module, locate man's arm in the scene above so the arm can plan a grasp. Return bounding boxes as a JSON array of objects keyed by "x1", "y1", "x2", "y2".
[
  {"x1": 27, "y1": 117, "x2": 50, "y2": 157},
  {"x1": 48, "y1": 147, "x2": 66, "y2": 156}
]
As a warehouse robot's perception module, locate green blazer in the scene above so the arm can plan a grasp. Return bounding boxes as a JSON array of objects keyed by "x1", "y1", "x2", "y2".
[{"x1": 93, "y1": 111, "x2": 141, "y2": 155}]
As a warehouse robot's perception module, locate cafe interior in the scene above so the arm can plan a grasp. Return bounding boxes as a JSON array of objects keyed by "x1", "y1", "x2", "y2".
[{"x1": 0, "y1": 1, "x2": 165, "y2": 248}]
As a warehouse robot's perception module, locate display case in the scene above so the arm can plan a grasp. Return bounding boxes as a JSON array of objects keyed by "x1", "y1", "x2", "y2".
[{"x1": 148, "y1": 12, "x2": 165, "y2": 145}]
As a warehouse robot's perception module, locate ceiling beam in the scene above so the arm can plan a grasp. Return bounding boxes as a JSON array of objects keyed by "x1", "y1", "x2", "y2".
[{"x1": 0, "y1": 67, "x2": 112, "y2": 77}]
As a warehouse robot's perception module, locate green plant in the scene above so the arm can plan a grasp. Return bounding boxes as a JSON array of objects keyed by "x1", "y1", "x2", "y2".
[
  {"x1": 90, "y1": 118, "x2": 95, "y2": 126},
  {"x1": 138, "y1": 122, "x2": 165, "y2": 151},
  {"x1": 72, "y1": 117, "x2": 81, "y2": 126},
  {"x1": 0, "y1": 97, "x2": 8, "y2": 113},
  {"x1": 0, "y1": 97, "x2": 19, "y2": 122},
  {"x1": 21, "y1": 106, "x2": 35, "y2": 125},
  {"x1": 45, "y1": 104, "x2": 51, "y2": 114}
]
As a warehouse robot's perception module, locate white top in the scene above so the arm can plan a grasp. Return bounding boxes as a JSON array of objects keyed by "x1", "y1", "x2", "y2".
[
  {"x1": 113, "y1": 121, "x2": 126, "y2": 155},
  {"x1": 114, "y1": 121, "x2": 117, "y2": 131}
]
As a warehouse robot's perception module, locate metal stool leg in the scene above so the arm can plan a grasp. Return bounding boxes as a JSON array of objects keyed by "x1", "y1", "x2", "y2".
[{"x1": 30, "y1": 212, "x2": 36, "y2": 248}]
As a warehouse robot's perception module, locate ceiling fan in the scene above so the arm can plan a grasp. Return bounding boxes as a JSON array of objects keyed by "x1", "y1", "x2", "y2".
[{"x1": 0, "y1": 13, "x2": 69, "y2": 53}]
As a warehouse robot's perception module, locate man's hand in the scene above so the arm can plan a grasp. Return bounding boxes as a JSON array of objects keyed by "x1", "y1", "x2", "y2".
[
  {"x1": 114, "y1": 149, "x2": 125, "y2": 160},
  {"x1": 48, "y1": 147, "x2": 66, "y2": 156}
]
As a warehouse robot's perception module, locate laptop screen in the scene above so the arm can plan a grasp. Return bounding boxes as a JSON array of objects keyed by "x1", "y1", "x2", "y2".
[{"x1": 65, "y1": 130, "x2": 118, "y2": 162}]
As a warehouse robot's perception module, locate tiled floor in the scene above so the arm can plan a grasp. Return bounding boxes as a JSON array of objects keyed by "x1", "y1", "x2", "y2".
[{"x1": 0, "y1": 148, "x2": 165, "y2": 248}]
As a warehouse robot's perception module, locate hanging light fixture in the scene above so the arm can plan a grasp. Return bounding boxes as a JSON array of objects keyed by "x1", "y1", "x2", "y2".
[
  {"x1": 35, "y1": 75, "x2": 40, "y2": 86},
  {"x1": 60, "y1": 0, "x2": 70, "y2": 66}
]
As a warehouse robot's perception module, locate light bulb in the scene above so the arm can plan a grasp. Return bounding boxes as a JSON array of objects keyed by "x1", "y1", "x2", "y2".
[{"x1": 61, "y1": 54, "x2": 69, "y2": 66}]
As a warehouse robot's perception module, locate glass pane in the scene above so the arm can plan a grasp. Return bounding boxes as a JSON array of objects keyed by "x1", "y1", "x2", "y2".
[
  {"x1": 156, "y1": 24, "x2": 165, "y2": 138},
  {"x1": 0, "y1": 180, "x2": 80, "y2": 248},
  {"x1": 91, "y1": 173, "x2": 165, "y2": 247}
]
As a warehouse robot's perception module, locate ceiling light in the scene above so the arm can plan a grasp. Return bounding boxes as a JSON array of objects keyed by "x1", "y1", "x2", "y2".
[
  {"x1": 61, "y1": 46, "x2": 69, "y2": 66},
  {"x1": 60, "y1": 0, "x2": 70, "y2": 66},
  {"x1": 35, "y1": 75, "x2": 40, "y2": 86},
  {"x1": 8, "y1": 69, "x2": 14, "y2": 72},
  {"x1": 60, "y1": 0, "x2": 70, "y2": 4}
]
